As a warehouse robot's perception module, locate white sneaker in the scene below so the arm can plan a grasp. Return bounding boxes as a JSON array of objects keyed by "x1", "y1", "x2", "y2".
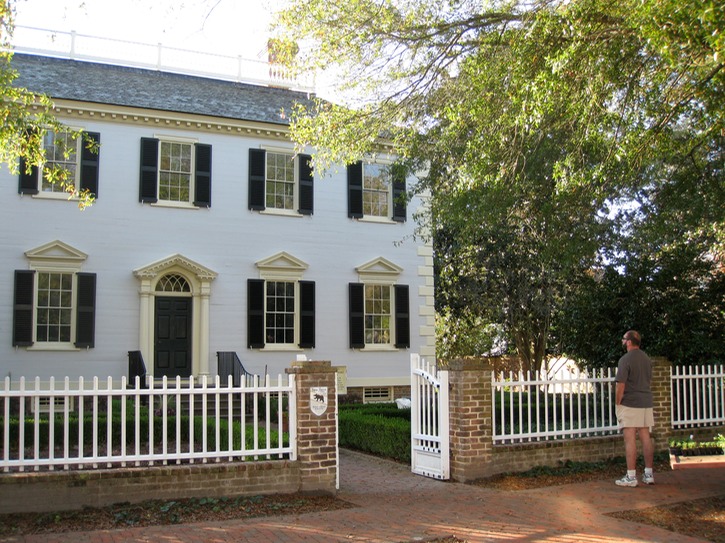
[
  {"x1": 615, "y1": 474, "x2": 638, "y2": 487},
  {"x1": 642, "y1": 473, "x2": 655, "y2": 485}
]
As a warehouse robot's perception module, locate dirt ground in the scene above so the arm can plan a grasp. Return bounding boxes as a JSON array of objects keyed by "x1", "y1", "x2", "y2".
[{"x1": 0, "y1": 458, "x2": 722, "y2": 542}]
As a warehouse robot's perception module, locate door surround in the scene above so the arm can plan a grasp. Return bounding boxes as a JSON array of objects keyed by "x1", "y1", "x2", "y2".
[{"x1": 133, "y1": 254, "x2": 217, "y2": 378}]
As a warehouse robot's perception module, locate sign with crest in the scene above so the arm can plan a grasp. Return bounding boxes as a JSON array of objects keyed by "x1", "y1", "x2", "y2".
[{"x1": 310, "y1": 387, "x2": 328, "y2": 416}]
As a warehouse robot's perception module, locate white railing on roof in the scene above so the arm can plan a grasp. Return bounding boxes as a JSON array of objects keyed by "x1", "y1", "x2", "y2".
[
  {"x1": 671, "y1": 364, "x2": 725, "y2": 428},
  {"x1": 1, "y1": 374, "x2": 296, "y2": 473},
  {"x1": 492, "y1": 367, "x2": 618, "y2": 444},
  {"x1": 8, "y1": 25, "x2": 314, "y2": 92}
]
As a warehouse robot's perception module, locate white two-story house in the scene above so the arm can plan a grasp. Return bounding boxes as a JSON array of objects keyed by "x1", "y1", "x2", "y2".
[{"x1": 0, "y1": 50, "x2": 435, "y2": 402}]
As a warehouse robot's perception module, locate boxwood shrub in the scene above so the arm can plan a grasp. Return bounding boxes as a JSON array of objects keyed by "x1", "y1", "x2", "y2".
[{"x1": 339, "y1": 403, "x2": 411, "y2": 463}]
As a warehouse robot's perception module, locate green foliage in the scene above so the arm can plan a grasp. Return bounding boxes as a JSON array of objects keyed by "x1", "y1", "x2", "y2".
[
  {"x1": 277, "y1": 0, "x2": 725, "y2": 368},
  {"x1": 0, "y1": 410, "x2": 285, "y2": 453},
  {"x1": 339, "y1": 404, "x2": 411, "y2": 463},
  {"x1": 0, "y1": 0, "x2": 97, "y2": 209}
]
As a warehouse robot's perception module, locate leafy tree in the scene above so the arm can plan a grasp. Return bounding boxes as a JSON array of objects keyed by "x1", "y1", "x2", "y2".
[
  {"x1": 1, "y1": 0, "x2": 96, "y2": 208},
  {"x1": 276, "y1": 0, "x2": 724, "y2": 368}
]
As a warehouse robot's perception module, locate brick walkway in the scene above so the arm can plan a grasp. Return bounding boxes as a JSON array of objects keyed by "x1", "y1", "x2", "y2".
[{"x1": 10, "y1": 449, "x2": 725, "y2": 543}]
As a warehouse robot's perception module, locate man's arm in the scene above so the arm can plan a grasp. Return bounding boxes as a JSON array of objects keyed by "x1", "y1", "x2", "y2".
[{"x1": 616, "y1": 382, "x2": 625, "y2": 405}]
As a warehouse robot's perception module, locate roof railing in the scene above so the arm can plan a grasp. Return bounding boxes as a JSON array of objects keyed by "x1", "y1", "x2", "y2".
[{"x1": 8, "y1": 25, "x2": 314, "y2": 92}]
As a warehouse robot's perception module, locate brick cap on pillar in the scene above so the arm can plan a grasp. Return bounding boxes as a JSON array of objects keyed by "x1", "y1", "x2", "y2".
[
  {"x1": 447, "y1": 357, "x2": 493, "y2": 372},
  {"x1": 286, "y1": 360, "x2": 338, "y2": 374},
  {"x1": 651, "y1": 356, "x2": 672, "y2": 368}
]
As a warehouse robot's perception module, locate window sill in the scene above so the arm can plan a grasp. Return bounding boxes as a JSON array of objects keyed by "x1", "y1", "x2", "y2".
[
  {"x1": 26, "y1": 344, "x2": 81, "y2": 352},
  {"x1": 31, "y1": 193, "x2": 78, "y2": 203},
  {"x1": 355, "y1": 216, "x2": 397, "y2": 225},
  {"x1": 150, "y1": 201, "x2": 199, "y2": 210},
  {"x1": 259, "y1": 209, "x2": 304, "y2": 218},
  {"x1": 259, "y1": 345, "x2": 304, "y2": 352},
  {"x1": 358, "y1": 345, "x2": 398, "y2": 352}
]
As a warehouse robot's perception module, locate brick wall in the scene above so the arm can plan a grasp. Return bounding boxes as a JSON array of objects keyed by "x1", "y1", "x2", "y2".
[
  {"x1": 0, "y1": 360, "x2": 340, "y2": 514},
  {"x1": 446, "y1": 355, "x2": 724, "y2": 482}
]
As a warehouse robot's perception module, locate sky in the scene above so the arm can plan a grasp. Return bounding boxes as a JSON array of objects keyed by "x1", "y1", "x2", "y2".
[{"x1": 11, "y1": 0, "x2": 285, "y2": 60}]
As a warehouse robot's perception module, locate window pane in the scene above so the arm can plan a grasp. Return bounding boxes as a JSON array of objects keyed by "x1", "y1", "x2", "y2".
[
  {"x1": 159, "y1": 141, "x2": 192, "y2": 203},
  {"x1": 266, "y1": 152, "x2": 295, "y2": 210},
  {"x1": 364, "y1": 284, "x2": 391, "y2": 344},
  {"x1": 265, "y1": 280, "x2": 295, "y2": 344},
  {"x1": 363, "y1": 164, "x2": 391, "y2": 217},
  {"x1": 36, "y1": 272, "x2": 73, "y2": 344},
  {"x1": 41, "y1": 131, "x2": 80, "y2": 193}
]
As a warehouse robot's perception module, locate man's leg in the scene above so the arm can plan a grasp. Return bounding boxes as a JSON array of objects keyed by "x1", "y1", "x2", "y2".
[
  {"x1": 623, "y1": 427, "x2": 638, "y2": 470},
  {"x1": 638, "y1": 427, "x2": 654, "y2": 469}
]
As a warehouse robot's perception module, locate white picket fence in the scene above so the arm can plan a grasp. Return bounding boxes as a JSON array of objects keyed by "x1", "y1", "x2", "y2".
[
  {"x1": 493, "y1": 364, "x2": 725, "y2": 444},
  {"x1": 492, "y1": 367, "x2": 619, "y2": 444},
  {"x1": 1, "y1": 374, "x2": 296, "y2": 473},
  {"x1": 671, "y1": 364, "x2": 725, "y2": 428}
]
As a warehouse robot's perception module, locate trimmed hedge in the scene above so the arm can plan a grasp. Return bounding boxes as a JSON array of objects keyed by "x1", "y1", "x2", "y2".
[
  {"x1": 339, "y1": 403, "x2": 411, "y2": 463},
  {"x1": 0, "y1": 414, "x2": 284, "y2": 452}
]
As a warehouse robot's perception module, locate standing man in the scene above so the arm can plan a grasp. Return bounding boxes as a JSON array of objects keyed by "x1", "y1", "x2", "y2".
[{"x1": 615, "y1": 330, "x2": 655, "y2": 487}]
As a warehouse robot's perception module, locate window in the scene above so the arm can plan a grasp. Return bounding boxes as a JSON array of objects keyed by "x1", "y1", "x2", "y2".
[
  {"x1": 13, "y1": 241, "x2": 96, "y2": 350},
  {"x1": 266, "y1": 151, "x2": 295, "y2": 210},
  {"x1": 266, "y1": 281, "x2": 295, "y2": 344},
  {"x1": 348, "y1": 258, "x2": 410, "y2": 350},
  {"x1": 248, "y1": 148, "x2": 313, "y2": 214},
  {"x1": 18, "y1": 130, "x2": 100, "y2": 198},
  {"x1": 362, "y1": 163, "x2": 390, "y2": 217},
  {"x1": 159, "y1": 141, "x2": 192, "y2": 202},
  {"x1": 42, "y1": 131, "x2": 78, "y2": 194},
  {"x1": 36, "y1": 271, "x2": 73, "y2": 342},
  {"x1": 347, "y1": 161, "x2": 406, "y2": 221},
  {"x1": 363, "y1": 387, "x2": 392, "y2": 404},
  {"x1": 247, "y1": 252, "x2": 315, "y2": 350},
  {"x1": 364, "y1": 284, "x2": 391, "y2": 344},
  {"x1": 139, "y1": 137, "x2": 212, "y2": 207}
]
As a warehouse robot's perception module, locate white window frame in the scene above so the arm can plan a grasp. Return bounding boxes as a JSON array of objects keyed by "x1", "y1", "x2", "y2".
[
  {"x1": 356, "y1": 257, "x2": 404, "y2": 351},
  {"x1": 256, "y1": 252, "x2": 309, "y2": 351},
  {"x1": 152, "y1": 135, "x2": 197, "y2": 209},
  {"x1": 24, "y1": 241, "x2": 88, "y2": 352},
  {"x1": 36, "y1": 128, "x2": 83, "y2": 201},
  {"x1": 363, "y1": 387, "x2": 393, "y2": 404},
  {"x1": 260, "y1": 145, "x2": 301, "y2": 217}
]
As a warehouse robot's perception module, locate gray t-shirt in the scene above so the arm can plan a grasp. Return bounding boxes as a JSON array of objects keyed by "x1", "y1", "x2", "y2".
[{"x1": 615, "y1": 349, "x2": 653, "y2": 408}]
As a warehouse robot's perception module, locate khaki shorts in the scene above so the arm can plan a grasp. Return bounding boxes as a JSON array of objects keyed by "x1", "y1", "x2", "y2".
[{"x1": 616, "y1": 404, "x2": 654, "y2": 430}]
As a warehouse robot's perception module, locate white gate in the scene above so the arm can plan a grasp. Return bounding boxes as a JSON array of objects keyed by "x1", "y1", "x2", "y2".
[{"x1": 410, "y1": 353, "x2": 449, "y2": 479}]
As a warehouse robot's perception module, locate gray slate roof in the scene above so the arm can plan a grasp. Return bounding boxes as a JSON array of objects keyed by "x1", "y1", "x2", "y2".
[{"x1": 11, "y1": 54, "x2": 316, "y2": 126}]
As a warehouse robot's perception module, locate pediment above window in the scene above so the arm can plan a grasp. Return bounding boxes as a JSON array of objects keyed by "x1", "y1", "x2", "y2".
[
  {"x1": 133, "y1": 253, "x2": 218, "y2": 281},
  {"x1": 356, "y1": 257, "x2": 403, "y2": 283},
  {"x1": 25, "y1": 240, "x2": 88, "y2": 267},
  {"x1": 256, "y1": 251, "x2": 308, "y2": 281}
]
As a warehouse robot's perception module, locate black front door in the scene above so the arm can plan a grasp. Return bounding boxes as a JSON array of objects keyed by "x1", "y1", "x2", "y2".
[{"x1": 154, "y1": 297, "x2": 192, "y2": 378}]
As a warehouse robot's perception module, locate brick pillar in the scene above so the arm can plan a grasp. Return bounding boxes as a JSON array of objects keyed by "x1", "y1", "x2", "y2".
[
  {"x1": 447, "y1": 357, "x2": 493, "y2": 482},
  {"x1": 650, "y1": 356, "x2": 672, "y2": 450},
  {"x1": 286, "y1": 360, "x2": 338, "y2": 494}
]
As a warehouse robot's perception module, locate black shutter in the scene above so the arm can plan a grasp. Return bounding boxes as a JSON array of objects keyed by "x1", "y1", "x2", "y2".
[
  {"x1": 75, "y1": 272, "x2": 96, "y2": 348},
  {"x1": 298, "y1": 153, "x2": 314, "y2": 215},
  {"x1": 248, "y1": 148, "x2": 266, "y2": 210},
  {"x1": 194, "y1": 143, "x2": 212, "y2": 207},
  {"x1": 394, "y1": 285, "x2": 410, "y2": 348},
  {"x1": 13, "y1": 270, "x2": 35, "y2": 346},
  {"x1": 80, "y1": 132, "x2": 101, "y2": 197},
  {"x1": 139, "y1": 137, "x2": 159, "y2": 203},
  {"x1": 349, "y1": 283, "x2": 365, "y2": 348},
  {"x1": 18, "y1": 158, "x2": 39, "y2": 195},
  {"x1": 299, "y1": 280, "x2": 315, "y2": 348},
  {"x1": 347, "y1": 162, "x2": 363, "y2": 218},
  {"x1": 392, "y1": 164, "x2": 407, "y2": 222},
  {"x1": 247, "y1": 279, "x2": 265, "y2": 348}
]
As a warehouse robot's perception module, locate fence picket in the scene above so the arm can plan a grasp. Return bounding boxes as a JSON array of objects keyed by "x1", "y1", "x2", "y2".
[{"x1": 0, "y1": 372, "x2": 295, "y2": 472}]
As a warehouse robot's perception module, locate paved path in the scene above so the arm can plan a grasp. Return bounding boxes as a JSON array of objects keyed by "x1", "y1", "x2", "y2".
[{"x1": 9, "y1": 449, "x2": 725, "y2": 543}]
